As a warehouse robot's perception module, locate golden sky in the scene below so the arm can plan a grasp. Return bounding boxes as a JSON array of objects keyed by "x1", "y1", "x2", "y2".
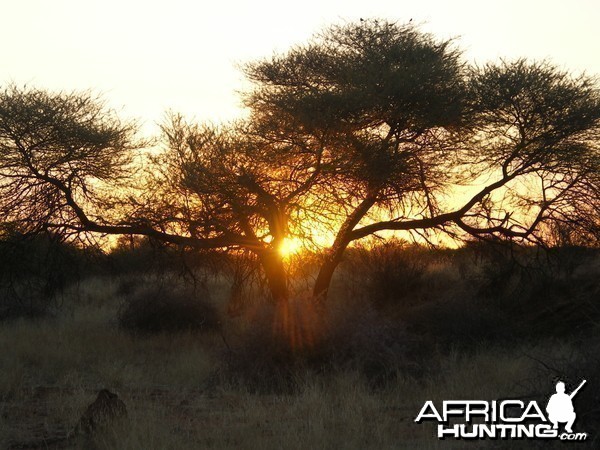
[{"x1": 2, "y1": 0, "x2": 599, "y2": 134}]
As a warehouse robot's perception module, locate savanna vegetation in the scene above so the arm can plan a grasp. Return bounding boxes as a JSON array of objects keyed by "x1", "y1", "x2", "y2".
[{"x1": 1, "y1": 19, "x2": 599, "y2": 449}]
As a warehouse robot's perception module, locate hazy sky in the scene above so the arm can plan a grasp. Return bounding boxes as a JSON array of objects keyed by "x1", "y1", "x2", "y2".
[{"x1": 2, "y1": 0, "x2": 599, "y2": 133}]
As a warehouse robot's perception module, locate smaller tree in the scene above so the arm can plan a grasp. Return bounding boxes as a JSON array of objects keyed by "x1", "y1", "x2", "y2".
[
  {"x1": 0, "y1": 85, "x2": 323, "y2": 303},
  {"x1": 145, "y1": 114, "x2": 325, "y2": 302},
  {"x1": 0, "y1": 85, "x2": 138, "y2": 237},
  {"x1": 0, "y1": 86, "x2": 244, "y2": 250}
]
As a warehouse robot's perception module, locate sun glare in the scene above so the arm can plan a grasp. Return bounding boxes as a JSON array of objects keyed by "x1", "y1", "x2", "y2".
[{"x1": 278, "y1": 237, "x2": 303, "y2": 257}]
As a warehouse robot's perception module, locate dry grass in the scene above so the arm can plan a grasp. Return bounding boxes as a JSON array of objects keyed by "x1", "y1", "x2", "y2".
[{"x1": 1, "y1": 254, "x2": 598, "y2": 448}]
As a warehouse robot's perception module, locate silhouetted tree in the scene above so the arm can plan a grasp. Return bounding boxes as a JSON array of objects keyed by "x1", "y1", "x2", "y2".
[
  {"x1": 244, "y1": 21, "x2": 600, "y2": 300},
  {"x1": 0, "y1": 86, "x2": 263, "y2": 248},
  {"x1": 144, "y1": 115, "x2": 326, "y2": 301}
]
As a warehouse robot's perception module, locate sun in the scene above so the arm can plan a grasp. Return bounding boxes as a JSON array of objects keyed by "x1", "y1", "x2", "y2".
[{"x1": 278, "y1": 237, "x2": 303, "y2": 257}]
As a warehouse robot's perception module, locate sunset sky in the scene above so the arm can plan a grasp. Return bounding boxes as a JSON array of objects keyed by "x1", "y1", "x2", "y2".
[{"x1": 2, "y1": 0, "x2": 599, "y2": 134}]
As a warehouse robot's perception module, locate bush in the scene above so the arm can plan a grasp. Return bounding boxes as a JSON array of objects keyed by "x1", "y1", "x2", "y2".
[
  {"x1": 217, "y1": 295, "x2": 427, "y2": 393},
  {"x1": 0, "y1": 290, "x2": 54, "y2": 322},
  {"x1": 118, "y1": 286, "x2": 220, "y2": 334},
  {"x1": 349, "y1": 241, "x2": 428, "y2": 308},
  {"x1": 467, "y1": 246, "x2": 600, "y2": 339},
  {"x1": 403, "y1": 296, "x2": 523, "y2": 349},
  {"x1": 343, "y1": 241, "x2": 463, "y2": 313},
  {"x1": 0, "y1": 232, "x2": 91, "y2": 321}
]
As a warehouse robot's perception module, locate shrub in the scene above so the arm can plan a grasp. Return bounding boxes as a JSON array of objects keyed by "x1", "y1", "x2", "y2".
[
  {"x1": 217, "y1": 295, "x2": 427, "y2": 393},
  {"x1": 343, "y1": 241, "x2": 464, "y2": 312},
  {"x1": 0, "y1": 290, "x2": 54, "y2": 322},
  {"x1": 468, "y1": 245, "x2": 600, "y2": 339},
  {"x1": 0, "y1": 232, "x2": 90, "y2": 321},
  {"x1": 343, "y1": 241, "x2": 428, "y2": 308},
  {"x1": 403, "y1": 296, "x2": 523, "y2": 349},
  {"x1": 118, "y1": 286, "x2": 220, "y2": 334}
]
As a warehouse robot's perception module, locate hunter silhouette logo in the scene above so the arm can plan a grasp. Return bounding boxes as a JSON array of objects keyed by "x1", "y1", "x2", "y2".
[
  {"x1": 546, "y1": 380, "x2": 586, "y2": 433},
  {"x1": 415, "y1": 380, "x2": 588, "y2": 441}
]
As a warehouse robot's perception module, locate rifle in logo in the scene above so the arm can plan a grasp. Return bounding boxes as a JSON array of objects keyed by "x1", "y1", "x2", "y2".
[{"x1": 546, "y1": 380, "x2": 586, "y2": 433}]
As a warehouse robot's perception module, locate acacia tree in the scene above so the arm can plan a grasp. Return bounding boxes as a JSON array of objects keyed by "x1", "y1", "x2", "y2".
[
  {"x1": 143, "y1": 114, "x2": 327, "y2": 302},
  {"x1": 0, "y1": 84, "x2": 326, "y2": 303},
  {"x1": 0, "y1": 87, "x2": 263, "y2": 249},
  {"x1": 244, "y1": 21, "x2": 600, "y2": 301},
  {"x1": 0, "y1": 86, "x2": 138, "y2": 237},
  {"x1": 0, "y1": 85, "x2": 326, "y2": 303},
  {"x1": 1, "y1": 20, "x2": 599, "y2": 306},
  {"x1": 244, "y1": 21, "x2": 469, "y2": 299}
]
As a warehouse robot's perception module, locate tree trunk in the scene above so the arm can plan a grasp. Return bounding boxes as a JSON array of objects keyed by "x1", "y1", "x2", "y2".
[
  {"x1": 312, "y1": 259, "x2": 337, "y2": 303},
  {"x1": 312, "y1": 249, "x2": 346, "y2": 303},
  {"x1": 259, "y1": 249, "x2": 289, "y2": 303},
  {"x1": 313, "y1": 194, "x2": 377, "y2": 303}
]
